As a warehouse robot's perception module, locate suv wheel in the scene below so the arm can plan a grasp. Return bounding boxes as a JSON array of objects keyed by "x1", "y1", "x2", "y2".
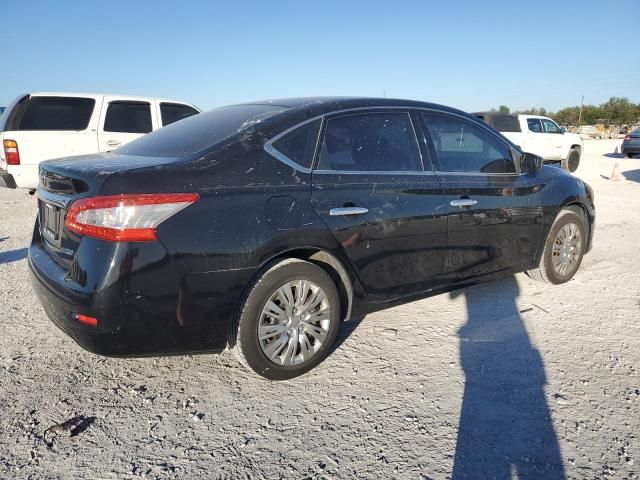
[
  {"x1": 526, "y1": 208, "x2": 587, "y2": 284},
  {"x1": 562, "y1": 148, "x2": 580, "y2": 172},
  {"x1": 234, "y1": 258, "x2": 341, "y2": 380}
]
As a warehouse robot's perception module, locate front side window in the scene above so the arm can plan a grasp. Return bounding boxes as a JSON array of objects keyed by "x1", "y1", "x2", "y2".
[
  {"x1": 271, "y1": 119, "x2": 322, "y2": 169},
  {"x1": 104, "y1": 102, "x2": 152, "y2": 133},
  {"x1": 542, "y1": 118, "x2": 561, "y2": 134},
  {"x1": 423, "y1": 113, "x2": 515, "y2": 174},
  {"x1": 316, "y1": 112, "x2": 422, "y2": 172},
  {"x1": 527, "y1": 118, "x2": 543, "y2": 133},
  {"x1": 18, "y1": 97, "x2": 95, "y2": 131},
  {"x1": 160, "y1": 103, "x2": 199, "y2": 126}
]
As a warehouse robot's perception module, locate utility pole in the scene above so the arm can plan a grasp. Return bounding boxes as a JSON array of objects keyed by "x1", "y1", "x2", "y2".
[{"x1": 577, "y1": 95, "x2": 584, "y2": 127}]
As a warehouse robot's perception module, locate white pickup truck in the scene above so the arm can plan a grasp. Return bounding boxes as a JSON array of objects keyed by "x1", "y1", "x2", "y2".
[
  {"x1": 474, "y1": 112, "x2": 583, "y2": 172},
  {"x1": 0, "y1": 92, "x2": 200, "y2": 190}
]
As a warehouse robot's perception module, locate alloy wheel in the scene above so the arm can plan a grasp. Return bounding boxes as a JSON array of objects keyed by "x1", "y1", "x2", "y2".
[
  {"x1": 551, "y1": 222, "x2": 582, "y2": 276},
  {"x1": 258, "y1": 280, "x2": 331, "y2": 366}
]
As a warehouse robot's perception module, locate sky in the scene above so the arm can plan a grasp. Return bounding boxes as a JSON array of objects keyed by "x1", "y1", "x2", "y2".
[{"x1": 2, "y1": 0, "x2": 639, "y2": 113}]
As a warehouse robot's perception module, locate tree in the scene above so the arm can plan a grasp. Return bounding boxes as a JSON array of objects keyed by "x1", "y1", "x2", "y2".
[{"x1": 498, "y1": 105, "x2": 510, "y2": 114}]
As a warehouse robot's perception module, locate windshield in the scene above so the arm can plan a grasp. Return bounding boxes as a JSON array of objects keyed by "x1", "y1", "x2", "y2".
[{"x1": 116, "y1": 104, "x2": 287, "y2": 158}]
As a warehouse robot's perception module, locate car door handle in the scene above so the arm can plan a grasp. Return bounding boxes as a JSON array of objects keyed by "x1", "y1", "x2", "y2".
[
  {"x1": 106, "y1": 140, "x2": 121, "y2": 147},
  {"x1": 329, "y1": 207, "x2": 369, "y2": 216},
  {"x1": 450, "y1": 199, "x2": 478, "y2": 208}
]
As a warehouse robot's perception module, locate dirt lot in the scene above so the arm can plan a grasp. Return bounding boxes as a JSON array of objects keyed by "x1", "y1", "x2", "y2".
[{"x1": 0, "y1": 140, "x2": 638, "y2": 479}]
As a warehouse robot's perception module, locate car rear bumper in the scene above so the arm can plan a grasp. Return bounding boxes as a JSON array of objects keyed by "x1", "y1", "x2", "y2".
[
  {"x1": 622, "y1": 145, "x2": 640, "y2": 154},
  {"x1": 0, "y1": 169, "x2": 17, "y2": 188},
  {"x1": 29, "y1": 235, "x2": 232, "y2": 357}
]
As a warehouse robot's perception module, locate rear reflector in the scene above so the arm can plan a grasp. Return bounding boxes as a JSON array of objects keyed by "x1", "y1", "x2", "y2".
[
  {"x1": 65, "y1": 193, "x2": 199, "y2": 242},
  {"x1": 3, "y1": 139, "x2": 20, "y2": 165},
  {"x1": 76, "y1": 314, "x2": 98, "y2": 327}
]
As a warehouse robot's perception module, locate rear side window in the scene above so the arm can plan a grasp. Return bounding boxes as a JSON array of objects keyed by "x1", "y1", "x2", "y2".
[
  {"x1": 160, "y1": 103, "x2": 199, "y2": 126},
  {"x1": 17, "y1": 97, "x2": 95, "y2": 131},
  {"x1": 423, "y1": 113, "x2": 515, "y2": 174},
  {"x1": 270, "y1": 119, "x2": 322, "y2": 169},
  {"x1": 104, "y1": 102, "x2": 152, "y2": 133},
  {"x1": 491, "y1": 116, "x2": 521, "y2": 132},
  {"x1": 527, "y1": 119, "x2": 543, "y2": 133},
  {"x1": 316, "y1": 112, "x2": 422, "y2": 172}
]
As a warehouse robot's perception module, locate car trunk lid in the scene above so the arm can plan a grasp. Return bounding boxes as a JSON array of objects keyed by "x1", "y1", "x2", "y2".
[{"x1": 36, "y1": 152, "x2": 182, "y2": 268}]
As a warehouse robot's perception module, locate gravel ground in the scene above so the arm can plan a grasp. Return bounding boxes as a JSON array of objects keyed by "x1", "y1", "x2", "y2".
[{"x1": 0, "y1": 140, "x2": 638, "y2": 479}]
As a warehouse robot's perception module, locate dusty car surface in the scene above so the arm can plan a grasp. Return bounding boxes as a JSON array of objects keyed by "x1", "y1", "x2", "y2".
[{"x1": 29, "y1": 97, "x2": 595, "y2": 380}]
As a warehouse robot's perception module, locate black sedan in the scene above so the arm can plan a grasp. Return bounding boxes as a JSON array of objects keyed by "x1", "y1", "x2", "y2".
[
  {"x1": 29, "y1": 97, "x2": 595, "y2": 380},
  {"x1": 622, "y1": 128, "x2": 640, "y2": 158}
]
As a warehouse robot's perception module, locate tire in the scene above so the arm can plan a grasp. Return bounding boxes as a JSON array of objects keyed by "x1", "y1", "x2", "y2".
[
  {"x1": 234, "y1": 258, "x2": 341, "y2": 380},
  {"x1": 626, "y1": 152, "x2": 634, "y2": 158},
  {"x1": 526, "y1": 208, "x2": 587, "y2": 285},
  {"x1": 562, "y1": 148, "x2": 580, "y2": 172}
]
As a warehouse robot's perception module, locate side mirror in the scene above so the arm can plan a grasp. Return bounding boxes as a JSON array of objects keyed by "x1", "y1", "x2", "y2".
[
  {"x1": 559, "y1": 126, "x2": 567, "y2": 134},
  {"x1": 520, "y1": 152, "x2": 543, "y2": 174}
]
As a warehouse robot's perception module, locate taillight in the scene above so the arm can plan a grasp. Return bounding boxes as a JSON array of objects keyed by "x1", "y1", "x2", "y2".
[
  {"x1": 65, "y1": 193, "x2": 199, "y2": 242},
  {"x1": 3, "y1": 139, "x2": 20, "y2": 165},
  {"x1": 624, "y1": 135, "x2": 631, "y2": 141}
]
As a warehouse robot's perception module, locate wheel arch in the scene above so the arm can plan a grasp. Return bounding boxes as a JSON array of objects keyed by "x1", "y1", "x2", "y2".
[{"x1": 229, "y1": 246, "x2": 356, "y2": 348}]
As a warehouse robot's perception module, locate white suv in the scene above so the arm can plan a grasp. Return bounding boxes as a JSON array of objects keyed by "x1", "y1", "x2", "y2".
[
  {"x1": 474, "y1": 112, "x2": 583, "y2": 172},
  {"x1": 0, "y1": 92, "x2": 200, "y2": 190}
]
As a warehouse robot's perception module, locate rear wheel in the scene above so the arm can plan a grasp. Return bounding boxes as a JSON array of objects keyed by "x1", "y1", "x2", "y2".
[
  {"x1": 234, "y1": 258, "x2": 341, "y2": 380},
  {"x1": 626, "y1": 152, "x2": 634, "y2": 158},
  {"x1": 526, "y1": 209, "x2": 586, "y2": 284},
  {"x1": 562, "y1": 148, "x2": 580, "y2": 172}
]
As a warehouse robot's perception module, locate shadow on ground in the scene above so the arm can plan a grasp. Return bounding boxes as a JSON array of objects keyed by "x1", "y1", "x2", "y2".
[
  {"x1": 0, "y1": 248, "x2": 28, "y2": 264},
  {"x1": 621, "y1": 169, "x2": 640, "y2": 183},
  {"x1": 451, "y1": 276, "x2": 565, "y2": 479}
]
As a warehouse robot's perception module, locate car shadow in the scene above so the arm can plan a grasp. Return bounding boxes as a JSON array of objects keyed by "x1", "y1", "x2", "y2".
[
  {"x1": 450, "y1": 276, "x2": 565, "y2": 479},
  {"x1": 604, "y1": 153, "x2": 624, "y2": 158},
  {"x1": 621, "y1": 169, "x2": 640, "y2": 183},
  {"x1": 0, "y1": 248, "x2": 28, "y2": 264},
  {"x1": 331, "y1": 315, "x2": 366, "y2": 353}
]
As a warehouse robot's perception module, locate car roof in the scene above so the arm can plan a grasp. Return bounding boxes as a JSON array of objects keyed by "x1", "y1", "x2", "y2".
[
  {"x1": 224, "y1": 96, "x2": 473, "y2": 137},
  {"x1": 236, "y1": 96, "x2": 467, "y2": 115}
]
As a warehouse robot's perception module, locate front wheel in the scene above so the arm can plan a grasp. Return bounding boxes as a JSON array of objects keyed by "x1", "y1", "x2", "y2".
[
  {"x1": 562, "y1": 148, "x2": 580, "y2": 172},
  {"x1": 526, "y1": 209, "x2": 587, "y2": 284},
  {"x1": 234, "y1": 258, "x2": 341, "y2": 380}
]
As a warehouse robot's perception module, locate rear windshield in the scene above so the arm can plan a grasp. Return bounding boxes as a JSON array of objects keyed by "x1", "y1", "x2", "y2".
[
  {"x1": 116, "y1": 104, "x2": 287, "y2": 158},
  {"x1": 17, "y1": 96, "x2": 95, "y2": 130}
]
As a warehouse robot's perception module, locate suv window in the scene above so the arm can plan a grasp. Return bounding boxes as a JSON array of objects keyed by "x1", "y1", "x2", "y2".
[
  {"x1": 423, "y1": 113, "x2": 515, "y2": 174},
  {"x1": 542, "y1": 118, "x2": 561, "y2": 134},
  {"x1": 104, "y1": 101, "x2": 152, "y2": 133},
  {"x1": 316, "y1": 112, "x2": 422, "y2": 172},
  {"x1": 160, "y1": 103, "x2": 199, "y2": 126},
  {"x1": 271, "y1": 119, "x2": 322, "y2": 169},
  {"x1": 17, "y1": 96, "x2": 95, "y2": 131},
  {"x1": 527, "y1": 118, "x2": 543, "y2": 133}
]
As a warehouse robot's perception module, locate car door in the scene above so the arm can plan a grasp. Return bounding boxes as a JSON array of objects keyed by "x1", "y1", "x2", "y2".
[
  {"x1": 523, "y1": 117, "x2": 550, "y2": 158},
  {"x1": 540, "y1": 118, "x2": 565, "y2": 160},
  {"x1": 310, "y1": 110, "x2": 448, "y2": 301},
  {"x1": 421, "y1": 111, "x2": 544, "y2": 280},
  {"x1": 97, "y1": 97, "x2": 156, "y2": 152}
]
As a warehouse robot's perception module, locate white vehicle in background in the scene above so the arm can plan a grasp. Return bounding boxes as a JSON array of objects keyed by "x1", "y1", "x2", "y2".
[
  {"x1": 474, "y1": 112, "x2": 584, "y2": 172},
  {"x1": 0, "y1": 92, "x2": 200, "y2": 190}
]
